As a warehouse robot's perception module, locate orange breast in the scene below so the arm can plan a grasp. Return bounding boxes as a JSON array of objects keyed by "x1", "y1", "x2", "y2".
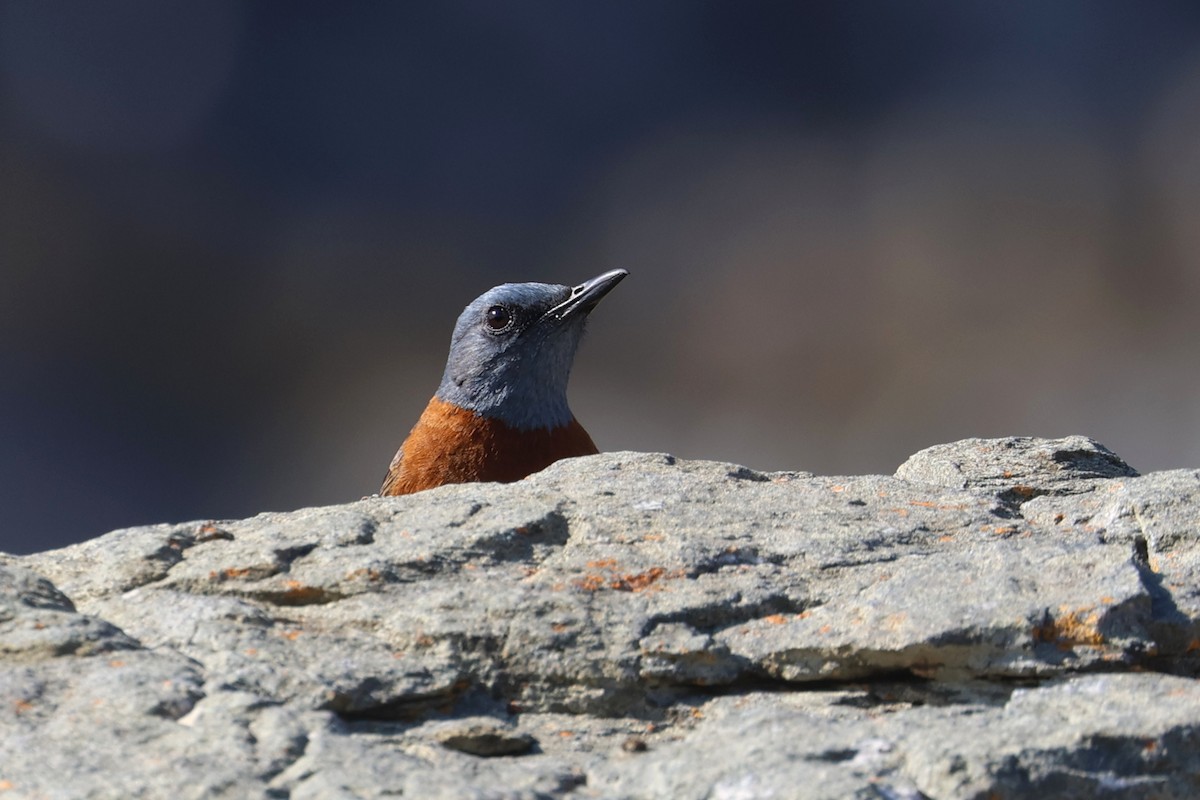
[{"x1": 380, "y1": 397, "x2": 598, "y2": 496}]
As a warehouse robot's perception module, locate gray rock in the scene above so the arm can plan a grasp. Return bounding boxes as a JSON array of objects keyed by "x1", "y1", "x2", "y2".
[
  {"x1": 2, "y1": 437, "x2": 1197, "y2": 798},
  {"x1": 594, "y1": 674, "x2": 1200, "y2": 800},
  {"x1": 427, "y1": 716, "x2": 536, "y2": 756},
  {"x1": 896, "y1": 435, "x2": 1138, "y2": 501}
]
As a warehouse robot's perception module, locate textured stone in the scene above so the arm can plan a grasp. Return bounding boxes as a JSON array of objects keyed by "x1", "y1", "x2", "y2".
[
  {"x1": 2, "y1": 437, "x2": 1197, "y2": 798},
  {"x1": 896, "y1": 435, "x2": 1138, "y2": 500},
  {"x1": 593, "y1": 674, "x2": 1200, "y2": 800}
]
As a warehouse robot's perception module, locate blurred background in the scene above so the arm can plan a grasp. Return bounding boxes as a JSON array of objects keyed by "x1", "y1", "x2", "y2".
[{"x1": 3, "y1": 2, "x2": 1200, "y2": 554}]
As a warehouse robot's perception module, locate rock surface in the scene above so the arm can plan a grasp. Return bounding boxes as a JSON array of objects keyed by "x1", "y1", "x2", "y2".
[{"x1": 2, "y1": 436, "x2": 1198, "y2": 799}]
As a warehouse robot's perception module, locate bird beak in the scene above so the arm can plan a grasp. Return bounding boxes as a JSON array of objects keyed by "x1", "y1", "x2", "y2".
[{"x1": 545, "y1": 269, "x2": 628, "y2": 321}]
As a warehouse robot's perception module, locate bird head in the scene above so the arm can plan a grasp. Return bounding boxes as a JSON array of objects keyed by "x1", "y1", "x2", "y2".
[{"x1": 435, "y1": 269, "x2": 627, "y2": 431}]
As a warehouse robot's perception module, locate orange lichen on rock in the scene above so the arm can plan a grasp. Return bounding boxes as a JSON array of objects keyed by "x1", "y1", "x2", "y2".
[
  {"x1": 1033, "y1": 606, "x2": 1106, "y2": 649},
  {"x1": 276, "y1": 581, "x2": 329, "y2": 605},
  {"x1": 611, "y1": 567, "x2": 666, "y2": 592},
  {"x1": 572, "y1": 565, "x2": 671, "y2": 592},
  {"x1": 209, "y1": 566, "x2": 256, "y2": 581}
]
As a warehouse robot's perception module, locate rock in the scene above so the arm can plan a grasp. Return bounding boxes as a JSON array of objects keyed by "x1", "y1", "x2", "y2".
[
  {"x1": 428, "y1": 717, "x2": 536, "y2": 757},
  {"x1": 593, "y1": 673, "x2": 1200, "y2": 800},
  {"x1": 2, "y1": 437, "x2": 1197, "y2": 799},
  {"x1": 896, "y1": 435, "x2": 1138, "y2": 501}
]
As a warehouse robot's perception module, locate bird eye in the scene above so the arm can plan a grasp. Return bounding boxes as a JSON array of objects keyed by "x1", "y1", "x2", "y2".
[{"x1": 485, "y1": 304, "x2": 513, "y2": 333}]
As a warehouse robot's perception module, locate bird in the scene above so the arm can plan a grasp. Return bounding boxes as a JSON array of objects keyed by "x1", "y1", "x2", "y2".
[{"x1": 380, "y1": 268, "x2": 628, "y2": 496}]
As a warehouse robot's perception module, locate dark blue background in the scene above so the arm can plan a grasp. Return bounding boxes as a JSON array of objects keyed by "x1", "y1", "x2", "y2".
[{"x1": 4, "y1": 2, "x2": 1200, "y2": 553}]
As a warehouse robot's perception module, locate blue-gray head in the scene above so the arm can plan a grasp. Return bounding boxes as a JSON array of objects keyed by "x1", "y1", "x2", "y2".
[{"x1": 435, "y1": 269, "x2": 627, "y2": 431}]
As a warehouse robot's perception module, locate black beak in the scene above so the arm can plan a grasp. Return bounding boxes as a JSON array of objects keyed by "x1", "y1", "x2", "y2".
[{"x1": 546, "y1": 269, "x2": 628, "y2": 321}]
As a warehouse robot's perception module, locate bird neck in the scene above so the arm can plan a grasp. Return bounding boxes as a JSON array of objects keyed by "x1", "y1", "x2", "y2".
[{"x1": 435, "y1": 371, "x2": 574, "y2": 432}]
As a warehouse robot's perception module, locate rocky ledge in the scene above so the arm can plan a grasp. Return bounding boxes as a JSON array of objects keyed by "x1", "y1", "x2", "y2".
[{"x1": 2, "y1": 436, "x2": 1199, "y2": 799}]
